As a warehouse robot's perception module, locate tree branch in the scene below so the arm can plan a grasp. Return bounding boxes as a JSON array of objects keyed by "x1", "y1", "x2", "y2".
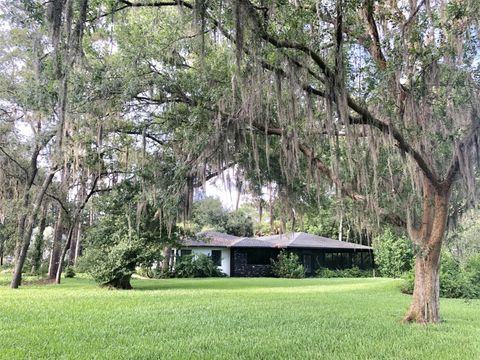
[
  {"x1": 348, "y1": 113, "x2": 441, "y2": 191},
  {"x1": 362, "y1": 0, "x2": 387, "y2": 69},
  {"x1": 445, "y1": 112, "x2": 480, "y2": 189},
  {"x1": 115, "y1": 128, "x2": 167, "y2": 146},
  {"x1": 250, "y1": 121, "x2": 406, "y2": 227}
]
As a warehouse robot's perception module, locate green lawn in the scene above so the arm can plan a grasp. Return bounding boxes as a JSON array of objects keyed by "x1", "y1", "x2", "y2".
[{"x1": 0, "y1": 276, "x2": 479, "y2": 359}]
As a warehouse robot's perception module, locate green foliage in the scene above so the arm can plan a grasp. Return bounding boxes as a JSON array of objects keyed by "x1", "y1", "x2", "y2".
[
  {"x1": 316, "y1": 266, "x2": 372, "y2": 278},
  {"x1": 174, "y1": 254, "x2": 224, "y2": 278},
  {"x1": 224, "y1": 211, "x2": 254, "y2": 237},
  {"x1": 465, "y1": 255, "x2": 480, "y2": 289},
  {"x1": 136, "y1": 266, "x2": 168, "y2": 279},
  {"x1": 373, "y1": 229, "x2": 414, "y2": 278},
  {"x1": 191, "y1": 197, "x2": 254, "y2": 236},
  {"x1": 64, "y1": 265, "x2": 76, "y2": 278},
  {"x1": 401, "y1": 252, "x2": 480, "y2": 299},
  {"x1": 271, "y1": 250, "x2": 305, "y2": 278},
  {"x1": 192, "y1": 197, "x2": 227, "y2": 230},
  {"x1": 81, "y1": 233, "x2": 150, "y2": 288},
  {"x1": 0, "y1": 263, "x2": 13, "y2": 272},
  {"x1": 399, "y1": 271, "x2": 415, "y2": 295},
  {"x1": 80, "y1": 183, "x2": 182, "y2": 288},
  {"x1": 445, "y1": 209, "x2": 480, "y2": 264}
]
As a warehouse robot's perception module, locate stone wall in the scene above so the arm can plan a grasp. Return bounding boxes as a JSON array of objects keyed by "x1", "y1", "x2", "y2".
[{"x1": 232, "y1": 250, "x2": 273, "y2": 277}]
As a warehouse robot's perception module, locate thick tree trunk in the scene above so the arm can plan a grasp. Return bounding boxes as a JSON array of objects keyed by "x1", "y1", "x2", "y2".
[
  {"x1": 14, "y1": 213, "x2": 27, "y2": 264},
  {"x1": 404, "y1": 247, "x2": 441, "y2": 323},
  {"x1": 106, "y1": 275, "x2": 132, "y2": 289},
  {"x1": 404, "y1": 189, "x2": 448, "y2": 323}
]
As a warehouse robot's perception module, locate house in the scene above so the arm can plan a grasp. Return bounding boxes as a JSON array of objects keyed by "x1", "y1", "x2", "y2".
[{"x1": 177, "y1": 231, "x2": 374, "y2": 277}]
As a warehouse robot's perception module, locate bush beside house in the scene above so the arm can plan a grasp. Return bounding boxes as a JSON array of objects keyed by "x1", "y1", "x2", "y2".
[
  {"x1": 175, "y1": 254, "x2": 225, "y2": 278},
  {"x1": 271, "y1": 251, "x2": 305, "y2": 279}
]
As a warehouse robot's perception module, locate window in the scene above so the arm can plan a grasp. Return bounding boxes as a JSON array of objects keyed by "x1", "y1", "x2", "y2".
[
  {"x1": 181, "y1": 249, "x2": 192, "y2": 257},
  {"x1": 325, "y1": 253, "x2": 333, "y2": 268},
  {"x1": 211, "y1": 250, "x2": 222, "y2": 266},
  {"x1": 246, "y1": 249, "x2": 274, "y2": 265},
  {"x1": 303, "y1": 254, "x2": 312, "y2": 274}
]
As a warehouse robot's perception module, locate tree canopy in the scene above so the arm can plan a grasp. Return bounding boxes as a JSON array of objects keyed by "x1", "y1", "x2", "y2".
[{"x1": 0, "y1": 0, "x2": 479, "y2": 323}]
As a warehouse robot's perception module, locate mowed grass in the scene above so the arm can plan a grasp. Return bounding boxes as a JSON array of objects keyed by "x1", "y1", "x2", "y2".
[{"x1": 0, "y1": 276, "x2": 479, "y2": 360}]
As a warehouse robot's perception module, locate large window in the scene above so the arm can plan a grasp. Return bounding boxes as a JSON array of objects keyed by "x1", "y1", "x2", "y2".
[
  {"x1": 181, "y1": 249, "x2": 192, "y2": 257},
  {"x1": 246, "y1": 249, "x2": 274, "y2": 265},
  {"x1": 211, "y1": 250, "x2": 222, "y2": 266}
]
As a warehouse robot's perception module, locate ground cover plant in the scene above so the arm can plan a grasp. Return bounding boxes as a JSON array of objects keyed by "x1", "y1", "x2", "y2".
[{"x1": 0, "y1": 276, "x2": 479, "y2": 360}]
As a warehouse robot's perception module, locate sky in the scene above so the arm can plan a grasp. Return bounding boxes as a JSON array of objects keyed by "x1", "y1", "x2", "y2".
[{"x1": 202, "y1": 168, "x2": 244, "y2": 210}]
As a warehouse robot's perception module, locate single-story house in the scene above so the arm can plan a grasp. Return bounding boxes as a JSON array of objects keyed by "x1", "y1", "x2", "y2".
[{"x1": 177, "y1": 231, "x2": 373, "y2": 277}]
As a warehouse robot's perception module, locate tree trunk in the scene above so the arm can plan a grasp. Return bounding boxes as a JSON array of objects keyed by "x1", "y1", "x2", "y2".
[
  {"x1": 48, "y1": 209, "x2": 64, "y2": 279},
  {"x1": 55, "y1": 224, "x2": 76, "y2": 284},
  {"x1": 11, "y1": 171, "x2": 56, "y2": 288},
  {"x1": 258, "y1": 199, "x2": 263, "y2": 223},
  {"x1": 14, "y1": 213, "x2": 27, "y2": 264},
  {"x1": 404, "y1": 189, "x2": 449, "y2": 323},
  {"x1": 106, "y1": 275, "x2": 132, "y2": 289},
  {"x1": 235, "y1": 180, "x2": 242, "y2": 211},
  {"x1": 68, "y1": 222, "x2": 78, "y2": 265},
  {"x1": 0, "y1": 238, "x2": 3, "y2": 266},
  {"x1": 30, "y1": 204, "x2": 48, "y2": 275},
  {"x1": 338, "y1": 213, "x2": 343, "y2": 241},
  {"x1": 269, "y1": 185, "x2": 274, "y2": 232},
  {"x1": 161, "y1": 246, "x2": 172, "y2": 277},
  {"x1": 74, "y1": 222, "x2": 82, "y2": 264},
  {"x1": 0, "y1": 222, "x2": 4, "y2": 266}
]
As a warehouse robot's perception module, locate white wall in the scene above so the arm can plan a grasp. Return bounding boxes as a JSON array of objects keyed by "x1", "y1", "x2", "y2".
[{"x1": 180, "y1": 248, "x2": 231, "y2": 276}]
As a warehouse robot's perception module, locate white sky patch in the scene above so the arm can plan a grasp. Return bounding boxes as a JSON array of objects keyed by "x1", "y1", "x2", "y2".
[{"x1": 203, "y1": 168, "x2": 242, "y2": 210}]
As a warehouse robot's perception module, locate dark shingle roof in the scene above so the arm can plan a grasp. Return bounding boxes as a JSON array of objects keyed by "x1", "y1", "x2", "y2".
[
  {"x1": 183, "y1": 231, "x2": 243, "y2": 247},
  {"x1": 182, "y1": 231, "x2": 372, "y2": 250},
  {"x1": 261, "y1": 232, "x2": 373, "y2": 250},
  {"x1": 231, "y1": 238, "x2": 277, "y2": 248}
]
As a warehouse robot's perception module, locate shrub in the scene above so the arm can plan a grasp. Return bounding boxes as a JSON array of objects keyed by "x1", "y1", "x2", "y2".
[
  {"x1": 175, "y1": 254, "x2": 224, "y2": 278},
  {"x1": 78, "y1": 183, "x2": 183, "y2": 288},
  {"x1": 0, "y1": 263, "x2": 13, "y2": 271},
  {"x1": 136, "y1": 265, "x2": 172, "y2": 279},
  {"x1": 400, "y1": 271, "x2": 414, "y2": 294},
  {"x1": 465, "y1": 254, "x2": 480, "y2": 296},
  {"x1": 315, "y1": 268, "x2": 340, "y2": 278},
  {"x1": 64, "y1": 265, "x2": 76, "y2": 278},
  {"x1": 316, "y1": 266, "x2": 372, "y2": 278},
  {"x1": 401, "y1": 252, "x2": 480, "y2": 299},
  {"x1": 271, "y1": 251, "x2": 305, "y2": 278},
  {"x1": 373, "y1": 228, "x2": 414, "y2": 278},
  {"x1": 81, "y1": 234, "x2": 153, "y2": 289},
  {"x1": 341, "y1": 266, "x2": 373, "y2": 278}
]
